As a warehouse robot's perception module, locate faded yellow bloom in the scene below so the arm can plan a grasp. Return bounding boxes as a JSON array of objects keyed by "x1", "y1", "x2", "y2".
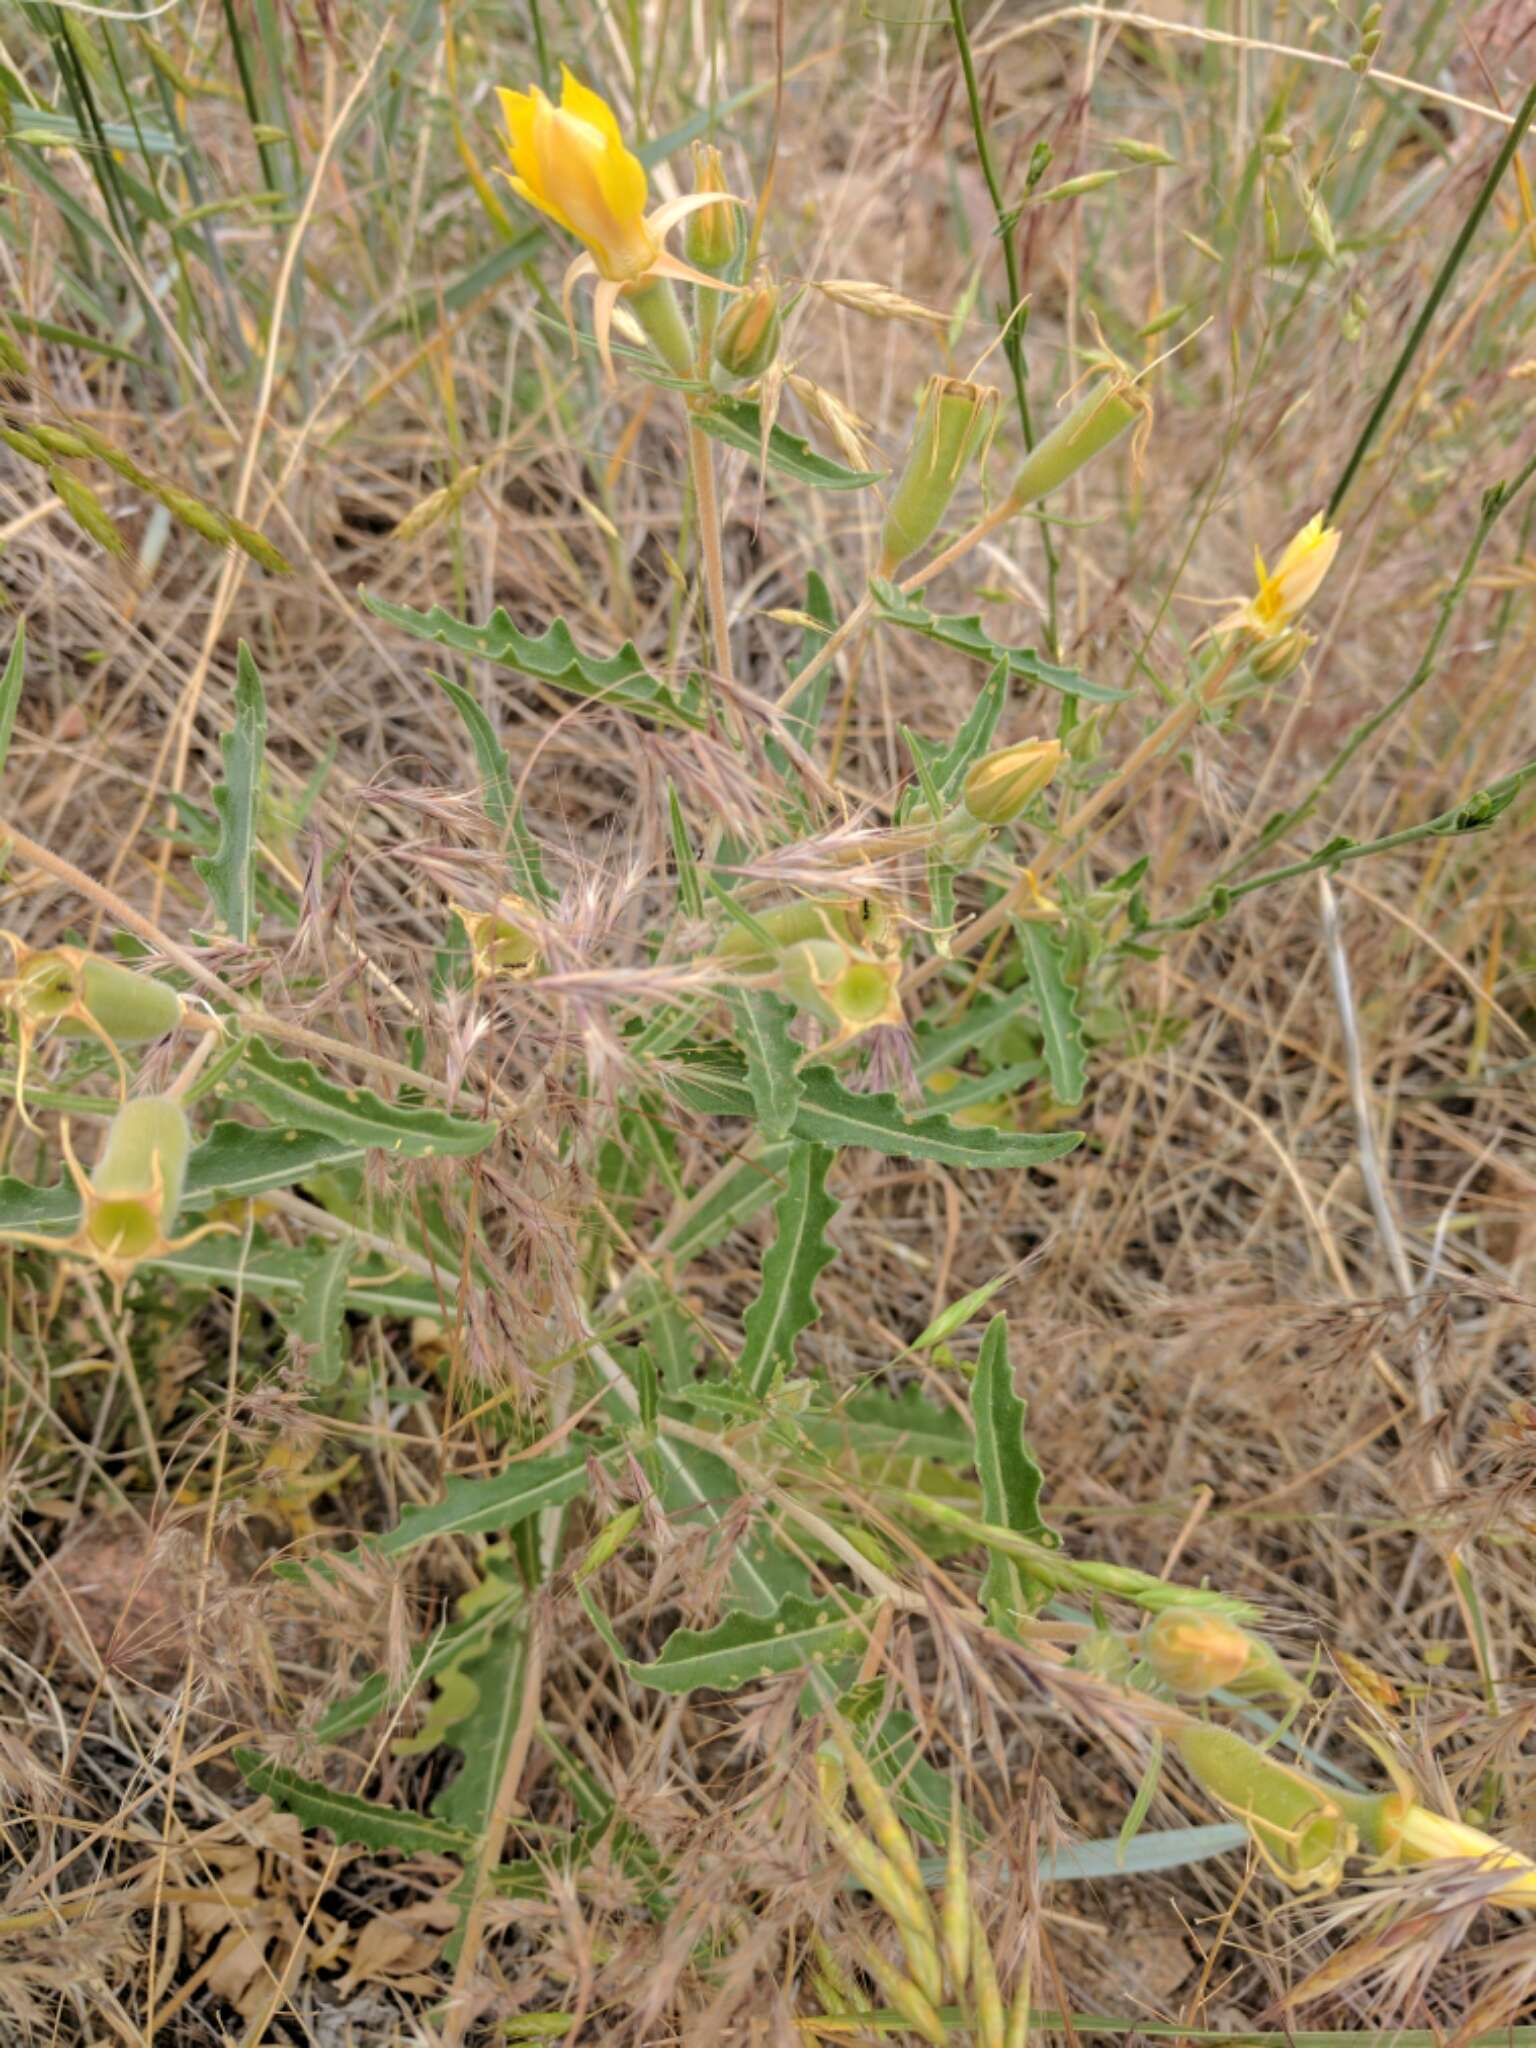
[
  {"x1": 497, "y1": 66, "x2": 741, "y2": 380},
  {"x1": 1221, "y1": 512, "x2": 1341, "y2": 638},
  {"x1": 1371, "y1": 1795, "x2": 1536, "y2": 1909}
]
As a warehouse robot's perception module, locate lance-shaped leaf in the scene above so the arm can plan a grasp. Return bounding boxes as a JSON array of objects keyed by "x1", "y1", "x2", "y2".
[
  {"x1": 372, "y1": 1451, "x2": 596, "y2": 1556},
  {"x1": 1016, "y1": 919, "x2": 1087, "y2": 1106},
  {"x1": 193, "y1": 641, "x2": 267, "y2": 941},
  {"x1": 431, "y1": 1614, "x2": 528, "y2": 1840},
  {"x1": 870, "y1": 580, "x2": 1128, "y2": 703},
  {"x1": 803, "y1": 1384, "x2": 974, "y2": 1466},
  {"x1": 226, "y1": 1038, "x2": 495, "y2": 1157},
  {"x1": 972, "y1": 1313, "x2": 1056, "y2": 1630},
  {"x1": 730, "y1": 988, "x2": 802, "y2": 1141},
  {"x1": 736, "y1": 1141, "x2": 839, "y2": 1398},
  {"x1": 0, "y1": 623, "x2": 25, "y2": 784},
  {"x1": 692, "y1": 397, "x2": 884, "y2": 492},
  {"x1": 292, "y1": 1235, "x2": 355, "y2": 1387},
  {"x1": 235, "y1": 1750, "x2": 476, "y2": 1857},
  {"x1": 433, "y1": 671, "x2": 551, "y2": 902},
  {"x1": 652, "y1": 1141, "x2": 796, "y2": 1266},
  {"x1": 626, "y1": 1593, "x2": 876, "y2": 1694},
  {"x1": 361, "y1": 590, "x2": 708, "y2": 730},
  {"x1": 905, "y1": 656, "x2": 1009, "y2": 810},
  {"x1": 668, "y1": 1057, "x2": 1081, "y2": 1170}
]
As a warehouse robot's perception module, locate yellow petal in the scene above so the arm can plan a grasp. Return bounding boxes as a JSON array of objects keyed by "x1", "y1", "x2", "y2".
[{"x1": 559, "y1": 65, "x2": 627, "y2": 156}]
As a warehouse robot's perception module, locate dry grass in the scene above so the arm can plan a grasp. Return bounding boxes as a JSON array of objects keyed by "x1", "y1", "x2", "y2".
[{"x1": 1, "y1": 0, "x2": 1535, "y2": 2040}]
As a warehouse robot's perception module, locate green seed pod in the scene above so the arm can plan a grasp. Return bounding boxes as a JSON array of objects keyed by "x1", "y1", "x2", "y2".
[
  {"x1": 1008, "y1": 378, "x2": 1142, "y2": 510},
  {"x1": 70, "y1": 957, "x2": 185, "y2": 1043},
  {"x1": 684, "y1": 142, "x2": 741, "y2": 277},
  {"x1": 880, "y1": 376, "x2": 999, "y2": 573},
  {"x1": 778, "y1": 938, "x2": 902, "y2": 1040},
  {"x1": 85, "y1": 1095, "x2": 192, "y2": 1260},
  {"x1": 716, "y1": 899, "x2": 863, "y2": 967},
  {"x1": 1173, "y1": 1724, "x2": 1357, "y2": 1892},
  {"x1": 962, "y1": 738, "x2": 1064, "y2": 826},
  {"x1": 712, "y1": 270, "x2": 782, "y2": 385}
]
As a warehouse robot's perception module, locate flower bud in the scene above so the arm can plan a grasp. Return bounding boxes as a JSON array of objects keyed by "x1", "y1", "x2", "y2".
[
  {"x1": 879, "y1": 377, "x2": 999, "y2": 572},
  {"x1": 1356, "y1": 1788, "x2": 1536, "y2": 1909},
  {"x1": 1008, "y1": 376, "x2": 1143, "y2": 510},
  {"x1": 85, "y1": 1096, "x2": 192, "y2": 1266},
  {"x1": 1173, "y1": 1724, "x2": 1357, "y2": 1893},
  {"x1": 684, "y1": 142, "x2": 740, "y2": 276},
  {"x1": 1141, "y1": 1608, "x2": 1255, "y2": 1696},
  {"x1": 1248, "y1": 625, "x2": 1312, "y2": 681},
  {"x1": 962, "y1": 738, "x2": 1063, "y2": 825},
  {"x1": 712, "y1": 270, "x2": 781, "y2": 385}
]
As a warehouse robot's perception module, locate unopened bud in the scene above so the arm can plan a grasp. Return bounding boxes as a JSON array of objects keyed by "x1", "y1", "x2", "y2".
[
  {"x1": 712, "y1": 270, "x2": 781, "y2": 385},
  {"x1": 684, "y1": 143, "x2": 740, "y2": 276},
  {"x1": 1141, "y1": 1608, "x2": 1255, "y2": 1695},
  {"x1": 880, "y1": 376, "x2": 999, "y2": 572},
  {"x1": 962, "y1": 738, "x2": 1063, "y2": 825},
  {"x1": 1248, "y1": 625, "x2": 1312, "y2": 681},
  {"x1": 1008, "y1": 377, "x2": 1143, "y2": 509}
]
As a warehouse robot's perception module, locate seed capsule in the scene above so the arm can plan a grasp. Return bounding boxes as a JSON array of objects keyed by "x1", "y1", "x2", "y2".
[
  {"x1": 1008, "y1": 377, "x2": 1143, "y2": 509},
  {"x1": 880, "y1": 376, "x2": 999, "y2": 572},
  {"x1": 712, "y1": 270, "x2": 781, "y2": 384},
  {"x1": 83, "y1": 1096, "x2": 192, "y2": 1265},
  {"x1": 684, "y1": 143, "x2": 740, "y2": 277}
]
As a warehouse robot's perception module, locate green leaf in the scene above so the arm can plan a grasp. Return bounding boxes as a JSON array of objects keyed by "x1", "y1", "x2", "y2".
[
  {"x1": 431, "y1": 1614, "x2": 527, "y2": 1838},
  {"x1": 729, "y1": 988, "x2": 802, "y2": 1141},
  {"x1": 234, "y1": 1749, "x2": 475, "y2": 1857},
  {"x1": 870, "y1": 581, "x2": 1128, "y2": 703},
  {"x1": 736, "y1": 1142, "x2": 839, "y2": 1398},
  {"x1": 654, "y1": 1142, "x2": 796, "y2": 1265},
  {"x1": 433, "y1": 672, "x2": 551, "y2": 902},
  {"x1": 226, "y1": 1037, "x2": 495, "y2": 1157},
  {"x1": 0, "y1": 623, "x2": 25, "y2": 784},
  {"x1": 292, "y1": 1236, "x2": 354, "y2": 1387},
  {"x1": 372, "y1": 1452, "x2": 595, "y2": 1557},
  {"x1": 692, "y1": 397, "x2": 884, "y2": 492},
  {"x1": 972, "y1": 1314, "x2": 1056, "y2": 1629},
  {"x1": 192, "y1": 641, "x2": 267, "y2": 941},
  {"x1": 790, "y1": 1064, "x2": 1079, "y2": 1170},
  {"x1": 913, "y1": 657, "x2": 1009, "y2": 808},
  {"x1": 360, "y1": 590, "x2": 708, "y2": 730},
  {"x1": 1016, "y1": 921, "x2": 1087, "y2": 1106},
  {"x1": 803, "y1": 1385, "x2": 974, "y2": 1467},
  {"x1": 627, "y1": 1594, "x2": 876, "y2": 1694},
  {"x1": 317, "y1": 1580, "x2": 524, "y2": 1741},
  {"x1": 671, "y1": 1057, "x2": 1081, "y2": 1169},
  {"x1": 775, "y1": 571, "x2": 838, "y2": 760}
]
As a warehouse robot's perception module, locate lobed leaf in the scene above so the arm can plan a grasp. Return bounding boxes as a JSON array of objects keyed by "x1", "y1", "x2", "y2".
[
  {"x1": 972, "y1": 1313, "x2": 1056, "y2": 1628},
  {"x1": 692, "y1": 397, "x2": 884, "y2": 492},
  {"x1": 626, "y1": 1593, "x2": 876, "y2": 1694},
  {"x1": 1017, "y1": 920, "x2": 1088, "y2": 1106},
  {"x1": 226, "y1": 1038, "x2": 495, "y2": 1158},
  {"x1": 735, "y1": 1141, "x2": 840, "y2": 1397},
  {"x1": 433, "y1": 671, "x2": 551, "y2": 901},
  {"x1": 361, "y1": 589, "x2": 708, "y2": 730},
  {"x1": 729, "y1": 988, "x2": 803, "y2": 1142},
  {"x1": 870, "y1": 580, "x2": 1128, "y2": 702},
  {"x1": 192, "y1": 641, "x2": 267, "y2": 942}
]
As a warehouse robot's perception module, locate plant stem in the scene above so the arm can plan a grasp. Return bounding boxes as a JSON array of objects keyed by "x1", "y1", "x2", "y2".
[
  {"x1": 1327, "y1": 76, "x2": 1536, "y2": 517},
  {"x1": 687, "y1": 417, "x2": 735, "y2": 685},
  {"x1": 948, "y1": 0, "x2": 1060, "y2": 652}
]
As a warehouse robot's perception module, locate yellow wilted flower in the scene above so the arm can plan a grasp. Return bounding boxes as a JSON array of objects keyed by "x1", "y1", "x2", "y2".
[
  {"x1": 497, "y1": 65, "x2": 740, "y2": 379},
  {"x1": 1220, "y1": 512, "x2": 1341, "y2": 639}
]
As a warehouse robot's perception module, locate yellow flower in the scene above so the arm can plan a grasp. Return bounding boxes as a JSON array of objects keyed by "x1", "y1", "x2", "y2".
[
  {"x1": 1220, "y1": 512, "x2": 1341, "y2": 639},
  {"x1": 1382, "y1": 1800, "x2": 1536, "y2": 1910},
  {"x1": 497, "y1": 66, "x2": 741, "y2": 379}
]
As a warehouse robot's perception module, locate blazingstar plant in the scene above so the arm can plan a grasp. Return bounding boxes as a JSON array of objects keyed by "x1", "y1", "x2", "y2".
[{"x1": 4, "y1": 44, "x2": 1535, "y2": 2041}]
